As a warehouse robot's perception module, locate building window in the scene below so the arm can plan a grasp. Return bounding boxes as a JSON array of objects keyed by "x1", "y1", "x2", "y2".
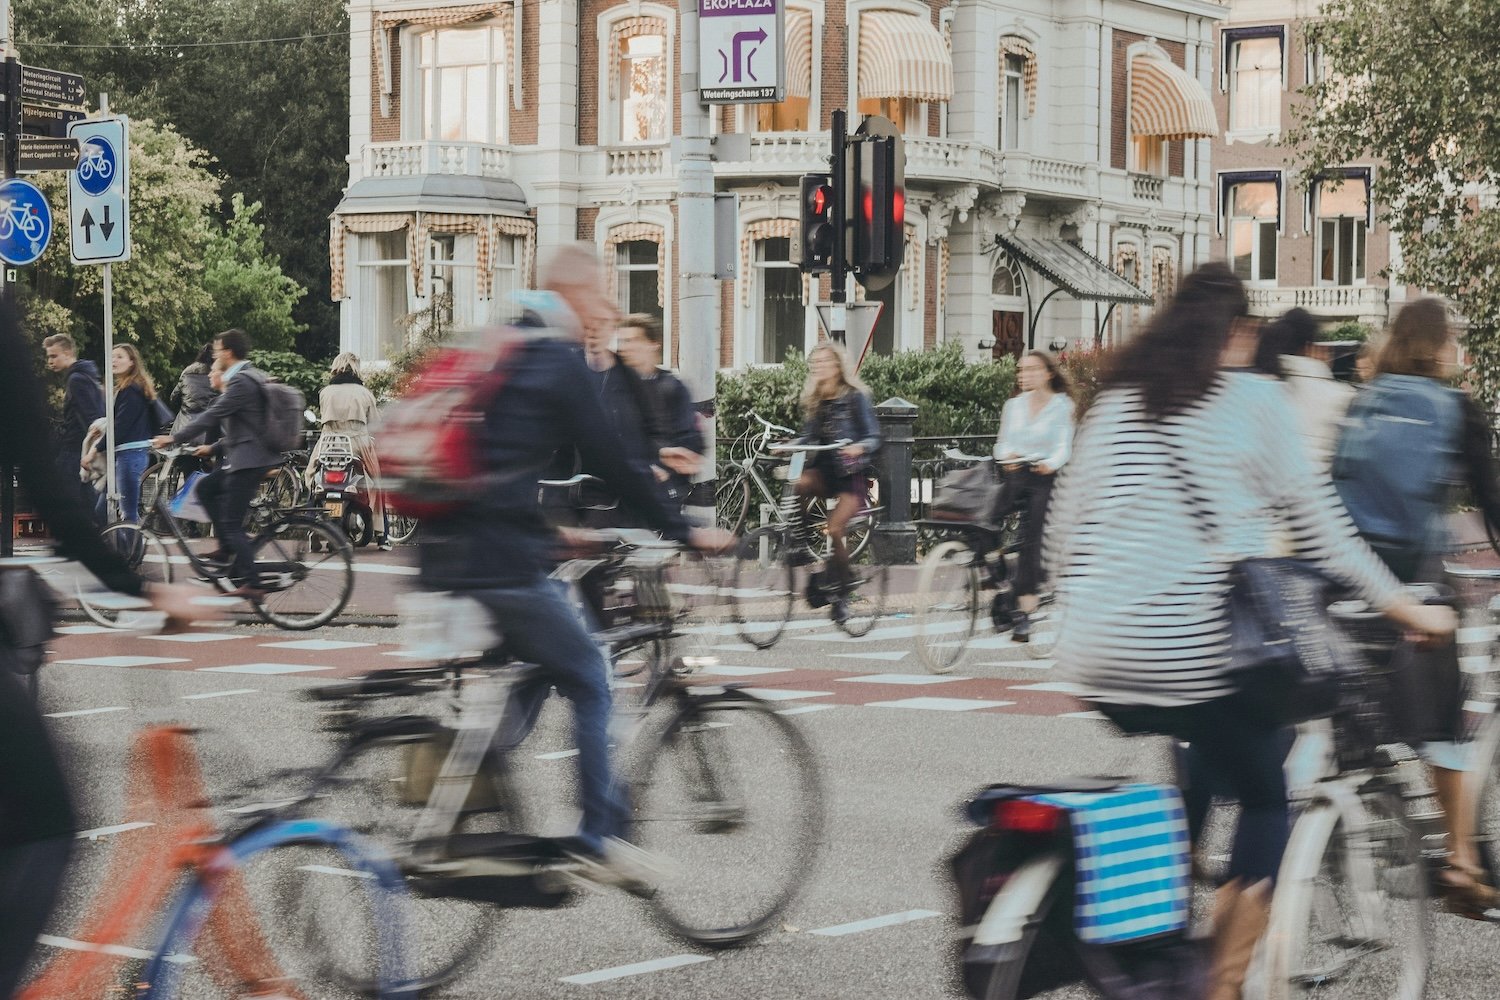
[
  {"x1": 1227, "y1": 181, "x2": 1279, "y2": 283},
  {"x1": 1317, "y1": 178, "x2": 1368, "y2": 286},
  {"x1": 490, "y1": 236, "x2": 522, "y2": 318},
  {"x1": 1000, "y1": 53, "x2": 1024, "y2": 150},
  {"x1": 416, "y1": 24, "x2": 508, "y2": 142},
  {"x1": 615, "y1": 240, "x2": 662, "y2": 319},
  {"x1": 756, "y1": 97, "x2": 811, "y2": 132},
  {"x1": 1131, "y1": 136, "x2": 1166, "y2": 176},
  {"x1": 858, "y1": 97, "x2": 925, "y2": 136},
  {"x1": 1228, "y1": 36, "x2": 1281, "y2": 133},
  {"x1": 617, "y1": 33, "x2": 668, "y2": 143},
  {"x1": 755, "y1": 238, "x2": 804, "y2": 364},
  {"x1": 354, "y1": 231, "x2": 411, "y2": 361}
]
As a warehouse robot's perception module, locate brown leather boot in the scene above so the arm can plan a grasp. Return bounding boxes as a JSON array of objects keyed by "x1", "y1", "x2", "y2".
[{"x1": 1208, "y1": 878, "x2": 1272, "y2": 1000}]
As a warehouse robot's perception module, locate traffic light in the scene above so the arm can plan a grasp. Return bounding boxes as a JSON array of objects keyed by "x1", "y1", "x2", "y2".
[
  {"x1": 797, "y1": 173, "x2": 836, "y2": 273},
  {"x1": 850, "y1": 134, "x2": 905, "y2": 290}
]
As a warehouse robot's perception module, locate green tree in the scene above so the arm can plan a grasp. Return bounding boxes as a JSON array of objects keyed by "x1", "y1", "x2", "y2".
[
  {"x1": 199, "y1": 194, "x2": 307, "y2": 352},
  {"x1": 1291, "y1": 2, "x2": 1500, "y2": 400}
]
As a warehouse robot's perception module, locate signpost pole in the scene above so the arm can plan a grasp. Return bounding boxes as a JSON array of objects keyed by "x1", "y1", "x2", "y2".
[
  {"x1": 0, "y1": 2, "x2": 16, "y2": 556},
  {"x1": 827, "y1": 109, "x2": 848, "y2": 346},
  {"x1": 678, "y1": 0, "x2": 717, "y2": 521},
  {"x1": 98, "y1": 94, "x2": 115, "y2": 526}
]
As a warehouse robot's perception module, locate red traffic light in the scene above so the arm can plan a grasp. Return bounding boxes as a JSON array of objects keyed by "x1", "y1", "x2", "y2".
[{"x1": 809, "y1": 184, "x2": 831, "y2": 217}]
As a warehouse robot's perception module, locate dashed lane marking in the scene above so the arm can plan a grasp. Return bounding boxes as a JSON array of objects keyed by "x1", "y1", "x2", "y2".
[
  {"x1": 809, "y1": 909, "x2": 943, "y2": 937},
  {"x1": 197, "y1": 663, "x2": 334, "y2": 676},
  {"x1": 696, "y1": 664, "x2": 792, "y2": 676},
  {"x1": 141, "y1": 632, "x2": 245, "y2": 643},
  {"x1": 866, "y1": 697, "x2": 1014, "y2": 712},
  {"x1": 1009, "y1": 682, "x2": 1085, "y2": 693},
  {"x1": 55, "y1": 655, "x2": 190, "y2": 668},
  {"x1": 37, "y1": 934, "x2": 194, "y2": 964},
  {"x1": 835, "y1": 673, "x2": 968, "y2": 686},
  {"x1": 54, "y1": 625, "x2": 117, "y2": 635},
  {"x1": 261, "y1": 639, "x2": 378, "y2": 651},
  {"x1": 739, "y1": 688, "x2": 835, "y2": 702},
  {"x1": 536, "y1": 749, "x2": 580, "y2": 760},
  {"x1": 181, "y1": 688, "x2": 259, "y2": 700},
  {"x1": 560, "y1": 954, "x2": 712, "y2": 985},
  {"x1": 829, "y1": 650, "x2": 911, "y2": 662},
  {"x1": 298, "y1": 864, "x2": 375, "y2": 879},
  {"x1": 777, "y1": 704, "x2": 837, "y2": 716},
  {"x1": 1061, "y1": 711, "x2": 1109, "y2": 720},
  {"x1": 76, "y1": 821, "x2": 154, "y2": 840},
  {"x1": 45, "y1": 706, "x2": 128, "y2": 719}
]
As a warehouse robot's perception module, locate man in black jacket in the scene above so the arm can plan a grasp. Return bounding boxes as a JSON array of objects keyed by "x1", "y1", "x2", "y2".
[
  {"x1": 615, "y1": 314, "x2": 705, "y2": 510},
  {"x1": 43, "y1": 334, "x2": 104, "y2": 510}
]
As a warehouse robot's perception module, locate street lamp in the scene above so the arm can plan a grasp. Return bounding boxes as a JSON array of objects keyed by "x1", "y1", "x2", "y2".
[{"x1": 1048, "y1": 336, "x2": 1068, "y2": 353}]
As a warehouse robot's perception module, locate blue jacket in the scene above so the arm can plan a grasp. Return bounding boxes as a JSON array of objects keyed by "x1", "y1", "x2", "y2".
[
  {"x1": 419, "y1": 302, "x2": 691, "y2": 589},
  {"x1": 59, "y1": 359, "x2": 104, "y2": 450}
]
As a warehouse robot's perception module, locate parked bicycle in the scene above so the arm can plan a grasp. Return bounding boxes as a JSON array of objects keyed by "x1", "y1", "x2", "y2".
[
  {"x1": 274, "y1": 526, "x2": 823, "y2": 994},
  {"x1": 729, "y1": 437, "x2": 890, "y2": 647},
  {"x1": 79, "y1": 446, "x2": 354, "y2": 630},
  {"x1": 717, "y1": 413, "x2": 881, "y2": 561}
]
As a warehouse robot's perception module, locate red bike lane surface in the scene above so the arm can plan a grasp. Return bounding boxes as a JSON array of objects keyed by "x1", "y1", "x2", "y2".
[{"x1": 44, "y1": 628, "x2": 1092, "y2": 720}]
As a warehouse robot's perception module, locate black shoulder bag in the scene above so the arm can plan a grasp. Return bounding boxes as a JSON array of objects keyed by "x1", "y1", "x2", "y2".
[{"x1": 0, "y1": 567, "x2": 57, "y2": 677}]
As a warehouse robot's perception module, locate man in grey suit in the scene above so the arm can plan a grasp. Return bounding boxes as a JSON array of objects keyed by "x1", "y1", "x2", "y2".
[{"x1": 152, "y1": 328, "x2": 281, "y2": 598}]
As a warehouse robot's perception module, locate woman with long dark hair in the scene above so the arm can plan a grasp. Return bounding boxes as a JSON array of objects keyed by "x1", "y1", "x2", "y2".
[
  {"x1": 1045, "y1": 262, "x2": 1454, "y2": 999},
  {"x1": 991, "y1": 350, "x2": 1073, "y2": 640},
  {"x1": 82, "y1": 343, "x2": 160, "y2": 523}
]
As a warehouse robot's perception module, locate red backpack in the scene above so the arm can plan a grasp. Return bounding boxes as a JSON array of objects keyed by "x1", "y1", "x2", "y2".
[{"x1": 375, "y1": 326, "x2": 526, "y2": 518}]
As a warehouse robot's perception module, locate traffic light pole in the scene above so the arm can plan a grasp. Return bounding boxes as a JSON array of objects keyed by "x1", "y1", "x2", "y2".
[
  {"x1": 826, "y1": 109, "x2": 847, "y2": 345},
  {"x1": 0, "y1": 6, "x2": 18, "y2": 555}
]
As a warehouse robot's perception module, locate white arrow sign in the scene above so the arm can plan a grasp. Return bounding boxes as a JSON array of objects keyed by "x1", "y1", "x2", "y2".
[{"x1": 67, "y1": 116, "x2": 130, "y2": 265}]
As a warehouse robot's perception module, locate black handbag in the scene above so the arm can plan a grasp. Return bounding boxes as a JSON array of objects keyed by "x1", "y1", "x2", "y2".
[{"x1": 0, "y1": 567, "x2": 57, "y2": 676}]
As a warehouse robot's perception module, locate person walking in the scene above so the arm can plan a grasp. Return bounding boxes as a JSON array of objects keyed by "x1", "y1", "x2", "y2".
[
  {"x1": 82, "y1": 344, "x2": 162, "y2": 524},
  {"x1": 1252, "y1": 307, "x2": 1353, "y2": 468},
  {"x1": 42, "y1": 334, "x2": 104, "y2": 510},
  {"x1": 151, "y1": 329, "x2": 281, "y2": 600},
  {"x1": 1044, "y1": 263, "x2": 1454, "y2": 1000},
  {"x1": 305, "y1": 353, "x2": 389, "y2": 549},
  {"x1": 614, "y1": 313, "x2": 705, "y2": 511},
  {"x1": 990, "y1": 350, "x2": 1074, "y2": 641},
  {"x1": 0, "y1": 305, "x2": 210, "y2": 999},
  {"x1": 793, "y1": 340, "x2": 881, "y2": 623}
]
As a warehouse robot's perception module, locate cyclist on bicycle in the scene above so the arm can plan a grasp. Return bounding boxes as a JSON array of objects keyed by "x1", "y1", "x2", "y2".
[
  {"x1": 1044, "y1": 264, "x2": 1454, "y2": 1000},
  {"x1": 793, "y1": 341, "x2": 880, "y2": 623},
  {"x1": 417, "y1": 244, "x2": 727, "y2": 878},
  {"x1": 151, "y1": 329, "x2": 281, "y2": 600},
  {"x1": 989, "y1": 350, "x2": 1074, "y2": 641}
]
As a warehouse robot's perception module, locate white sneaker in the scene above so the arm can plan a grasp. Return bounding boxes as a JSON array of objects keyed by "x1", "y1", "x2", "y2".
[{"x1": 569, "y1": 838, "x2": 663, "y2": 896}]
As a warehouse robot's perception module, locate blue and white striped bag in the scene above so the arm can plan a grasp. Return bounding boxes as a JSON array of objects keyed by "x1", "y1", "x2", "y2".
[{"x1": 1026, "y1": 783, "x2": 1192, "y2": 945}]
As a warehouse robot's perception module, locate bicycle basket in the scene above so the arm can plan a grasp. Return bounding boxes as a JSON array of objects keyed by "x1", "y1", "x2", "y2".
[{"x1": 1329, "y1": 615, "x2": 1403, "y2": 772}]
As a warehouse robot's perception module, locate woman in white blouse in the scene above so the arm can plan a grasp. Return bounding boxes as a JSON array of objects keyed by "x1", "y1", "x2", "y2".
[{"x1": 991, "y1": 350, "x2": 1075, "y2": 641}]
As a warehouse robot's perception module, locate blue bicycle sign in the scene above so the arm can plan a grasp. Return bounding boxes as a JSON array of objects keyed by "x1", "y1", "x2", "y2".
[
  {"x1": 0, "y1": 179, "x2": 52, "y2": 266},
  {"x1": 76, "y1": 137, "x2": 117, "y2": 196}
]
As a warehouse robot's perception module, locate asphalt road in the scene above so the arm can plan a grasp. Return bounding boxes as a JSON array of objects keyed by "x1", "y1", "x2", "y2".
[{"x1": 21, "y1": 589, "x2": 1500, "y2": 999}]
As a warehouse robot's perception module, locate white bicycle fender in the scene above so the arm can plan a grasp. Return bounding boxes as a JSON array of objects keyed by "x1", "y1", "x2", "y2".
[{"x1": 969, "y1": 850, "x2": 1067, "y2": 948}]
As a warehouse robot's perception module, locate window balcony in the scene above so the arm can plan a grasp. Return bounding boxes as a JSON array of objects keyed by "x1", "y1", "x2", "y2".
[
  {"x1": 997, "y1": 152, "x2": 1091, "y2": 201},
  {"x1": 1246, "y1": 284, "x2": 1389, "y2": 322},
  {"x1": 363, "y1": 140, "x2": 512, "y2": 179},
  {"x1": 603, "y1": 143, "x2": 670, "y2": 178},
  {"x1": 721, "y1": 133, "x2": 1001, "y2": 187}
]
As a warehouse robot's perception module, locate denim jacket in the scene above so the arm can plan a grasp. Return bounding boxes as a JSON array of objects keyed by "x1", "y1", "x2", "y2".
[{"x1": 800, "y1": 389, "x2": 881, "y2": 458}]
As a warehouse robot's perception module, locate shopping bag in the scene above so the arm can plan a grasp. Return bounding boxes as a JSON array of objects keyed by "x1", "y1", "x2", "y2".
[{"x1": 169, "y1": 471, "x2": 213, "y2": 523}]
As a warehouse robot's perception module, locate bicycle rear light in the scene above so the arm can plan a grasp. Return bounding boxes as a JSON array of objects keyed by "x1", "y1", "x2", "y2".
[{"x1": 991, "y1": 799, "x2": 1066, "y2": 834}]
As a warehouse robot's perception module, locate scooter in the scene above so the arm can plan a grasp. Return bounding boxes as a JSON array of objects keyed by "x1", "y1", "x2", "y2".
[{"x1": 311, "y1": 432, "x2": 378, "y2": 547}]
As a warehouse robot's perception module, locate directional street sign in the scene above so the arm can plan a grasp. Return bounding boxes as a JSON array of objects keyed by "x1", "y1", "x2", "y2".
[
  {"x1": 17, "y1": 137, "x2": 81, "y2": 173},
  {"x1": 67, "y1": 116, "x2": 130, "y2": 265},
  {"x1": 0, "y1": 177, "x2": 52, "y2": 266},
  {"x1": 20, "y1": 65, "x2": 85, "y2": 108},
  {"x1": 698, "y1": 0, "x2": 784, "y2": 104},
  {"x1": 22, "y1": 102, "x2": 85, "y2": 138}
]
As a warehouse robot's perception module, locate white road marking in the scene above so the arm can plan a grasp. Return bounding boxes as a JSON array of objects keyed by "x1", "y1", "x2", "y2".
[
  {"x1": 76, "y1": 821, "x2": 154, "y2": 840},
  {"x1": 182, "y1": 688, "x2": 259, "y2": 700},
  {"x1": 795, "y1": 621, "x2": 969, "y2": 643},
  {"x1": 560, "y1": 954, "x2": 711, "y2": 985},
  {"x1": 45, "y1": 706, "x2": 128, "y2": 719},
  {"x1": 866, "y1": 697, "x2": 1013, "y2": 712},
  {"x1": 973, "y1": 659, "x2": 1054, "y2": 670},
  {"x1": 836, "y1": 673, "x2": 968, "y2": 686},
  {"x1": 54, "y1": 624, "x2": 116, "y2": 635},
  {"x1": 298, "y1": 864, "x2": 375, "y2": 879},
  {"x1": 777, "y1": 704, "x2": 837, "y2": 716},
  {"x1": 54, "y1": 655, "x2": 190, "y2": 668},
  {"x1": 142, "y1": 632, "x2": 245, "y2": 643},
  {"x1": 536, "y1": 749, "x2": 580, "y2": 760},
  {"x1": 1008, "y1": 682, "x2": 1085, "y2": 693},
  {"x1": 1465, "y1": 700, "x2": 1496, "y2": 714},
  {"x1": 198, "y1": 663, "x2": 334, "y2": 676},
  {"x1": 740, "y1": 688, "x2": 834, "y2": 702},
  {"x1": 829, "y1": 650, "x2": 911, "y2": 662},
  {"x1": 261, "y1": 639, "x2": 377, "y2": 651},
  {"x1": 678, "y1": 618, "x2": 828, "y2": 636},
  {"x1": 809, "y1": 909, "x2": 943, "y2": 937},
  {"x1": 37, "y1": 934, "x2": 195, "y2": 965},
  {"x1": 696, "y1": 664, "x2": 792, "y2": 676},
  {"x1": 1062, "y1": 711, "x2": 1109, "y2": 720},
  {"x1": 1458, "y1": 626, "x2": 1497, "y2": 644}
]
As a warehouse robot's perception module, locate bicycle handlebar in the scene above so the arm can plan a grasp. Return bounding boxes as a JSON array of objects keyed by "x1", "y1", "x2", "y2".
[
  {"x1": 769, "y1": 439, "x2": 852, "y2": 454},
  {"x1": 942, "y1": 447, "x2": 990, "y2": 463},
  {"x1": 753, "y1": 414, "x2": 798, "y2": 437}
]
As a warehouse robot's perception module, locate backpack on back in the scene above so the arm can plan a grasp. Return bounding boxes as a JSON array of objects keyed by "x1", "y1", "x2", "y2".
[
  {"x1": 1332, "y1": 374, "x2": 1463, "y2": 568},
  {"x1": 251, "y1": 373, "x2": 307, "y2": 453},
  {"x1": 375, "y1": 325, "x2": 526, "y2": 519}
]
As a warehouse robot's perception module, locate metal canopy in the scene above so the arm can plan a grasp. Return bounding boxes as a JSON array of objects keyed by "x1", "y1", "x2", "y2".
[{"x1": 992, "y1": 233, "x2": 1152, "y2": 349}]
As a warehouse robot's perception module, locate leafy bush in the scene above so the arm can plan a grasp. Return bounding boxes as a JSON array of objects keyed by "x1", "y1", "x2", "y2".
[
  {"x1": 715, "y1": 345, "x2": 1017, "y2": 459},
  {"x1": 1058, "y1": 345, "x2": 1109, "y2": 414},
  {"x1": 253, "y1": 350, "x2": 331, "y2": 402}
]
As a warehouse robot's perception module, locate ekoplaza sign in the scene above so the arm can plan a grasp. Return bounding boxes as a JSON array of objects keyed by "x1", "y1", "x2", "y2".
[{"x1": 698, "y1": 0, "x2": 784, "y2": 104}]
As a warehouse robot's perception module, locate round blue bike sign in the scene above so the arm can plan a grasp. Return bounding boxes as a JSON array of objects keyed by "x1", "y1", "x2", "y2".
[
  {"x1": 77, "y1": 137, "x2": 117, "y2": 197},
  {"x1": 0, "y1": 179, "x2": 52, "y2": 267}
]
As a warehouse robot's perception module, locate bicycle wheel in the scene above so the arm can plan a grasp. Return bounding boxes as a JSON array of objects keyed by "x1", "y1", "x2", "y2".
[
  {"x1": 915, "y1": 541, "x2": 981, "y2": 673},
  {"x1": 729, "y1": 526, "x2": 796, "y2": 649},
  {"x1": 385, "y1": 508, "x2": 419, "y2": 545},
  {"x1": 632, "y1": 691, "x2": 823, "y2": 946},
  {"x1": 141, "y1": 819, "x2": 417, "y2": 1000},
  {"x1": 283, "y1": 721, "x2": 514, "y2": 995},
  {"x1": 836, "y1": 548, "x2": 889, "y2": 637},
  {"x1": 805, "y1": 495, "x2": 877, "y2": 561},
  {"x1": 77, "y1": 524, "x2": 174, "y2": 628},
  {"x1": 716, "y1": 475, "x2": 753, "y2": 535},
  {"x1": 1470, "y1": 711, "x2": 1500, "y2": 882},
  {"x1": 250, "y1": 517, "x2": 354, "y2": 630},
  {"x1": 1264, "y1": 786, "x2": 1429, "y2": 1000},
  {"x1": 247, "y1": 466, "x2": 302, "y2": 533}
]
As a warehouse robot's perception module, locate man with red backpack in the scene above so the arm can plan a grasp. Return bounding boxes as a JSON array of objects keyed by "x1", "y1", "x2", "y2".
[{"x1": 409, "y1": 244, "x2": 727, "y2": 875}]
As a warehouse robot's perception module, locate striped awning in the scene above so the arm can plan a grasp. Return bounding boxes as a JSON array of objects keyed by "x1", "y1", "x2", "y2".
[
  {"x1": 604, "y1": 222, "x2": 667, "y2": 307},
  {"x1": 374, "y1": 4, "x2": 513, "y2": 117},
  {"x1": 1130, "y1": 53, "x2": 1218, "y2": 141},
  {"x1": 785, "y1": 9, "x2": 814, "y2": 100},
  {"x1": 858, "y1": 10, "x2": 953, "y2": 102}
]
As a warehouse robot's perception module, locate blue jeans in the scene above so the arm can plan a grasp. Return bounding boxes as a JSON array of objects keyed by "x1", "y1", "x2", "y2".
[
  {"x1": 468, "y1": 578, "x2": 627, "y2": 853},
  {"x1": 95, "y1": 445, "x2": 151, "y2": 523}
]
